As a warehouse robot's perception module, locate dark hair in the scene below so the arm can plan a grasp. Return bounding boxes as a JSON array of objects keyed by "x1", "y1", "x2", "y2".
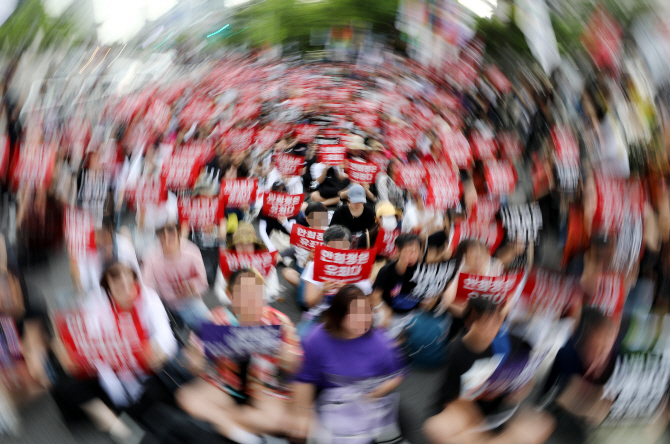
[
  {"x1": 100, "y1": 261, "x2": 139, "y2": 300},
  {"x1": 323, "y1": 285, "x2": 366, "y2": 333},
  {"x1": 395, "y1": 233, "x2": 420, "y2": 250},
  {"x1": 323, "y1": 225, "x2": 352, "y2": 244},
  {"x1": 227, "y1": 268, "x2": 256, "y2": 292},
  {"x1": 575, "y1": 307, "x2": 614, "y2": 347},
  {"x1": 462, "y1": 297, "x2": 499, "y2": 324},
  {"x1": 98, "y1": 216, "x2": 115, "y2": 233},
  {"x1": 271, "y1": 181, "x2": 286, "y2": 192},
  {"x1": 305, "y1": 202, "x2": 328, "y2": 217}
]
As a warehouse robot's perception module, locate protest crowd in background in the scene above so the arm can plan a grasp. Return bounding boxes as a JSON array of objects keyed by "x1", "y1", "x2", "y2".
[{"x1": 3, "y1": 21, "x2": 670, "y2": 444}]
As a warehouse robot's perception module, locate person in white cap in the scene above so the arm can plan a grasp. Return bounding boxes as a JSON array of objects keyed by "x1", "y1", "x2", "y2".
[{"x1": 329, "y1": 184, "x2": 377, "y2": 236}]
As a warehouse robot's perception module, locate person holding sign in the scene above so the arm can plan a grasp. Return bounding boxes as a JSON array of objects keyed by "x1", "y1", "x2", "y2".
[
  {"x1": 176, "y1": 269, "x2": 302, "y2": 444},
  {"x1": 52, "y1": 261, "x2": 177, "y2": 443},
  {"x1": 142, "y1": 218, "x2": 210, "y2": 330},
  {"x1": 287, "y1": 285, "x2": 408, "y2": 444},
  {"x1": 309, "y1": 158, "x2": 349, "y2": 207},
  {"x1": 424, "y1": 298, "x2": 554, "y2": 444}
]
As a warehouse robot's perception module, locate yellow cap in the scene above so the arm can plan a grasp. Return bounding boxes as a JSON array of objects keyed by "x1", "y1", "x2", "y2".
[{"x1": 376, "y1": 201, "x2": 396, "y2": 218}]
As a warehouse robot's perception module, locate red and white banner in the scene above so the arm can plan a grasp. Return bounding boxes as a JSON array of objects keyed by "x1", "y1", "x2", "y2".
[
  {"x1": 53, "y1": 309, "x2": 152, "y2": 378},
  {"x1": 484, "y1": 160, "x2": 517, "y2": 196},
  {"x1": 64, "y1": 208, "x2": 97, "y2": 257},
  {"x1": 375, "y1": 229, "x2": 400, "y2": 258},
  {"x1": 313, "y1": 246, "x2": 377, "y2": 283},
  {"x1": 261, "y1": 192, "x2": 304, "y2": 219},
  {"x1": 588, "y1": 273, "x2": 625, "y2": 320},
  {"x1": 178, "y1": 197, "x2": 222, "y2": 230},
  {"x1": 454, "y1": 273, "x2": 523, "y2": 305},
  {"x1": 469, "y1": 197, "x2": 501, "y2": 224},
  {"x1": 426, "y1": 164, "x2": 461, "y2": 209},
  {"x1": 386, "y1": 126, "x2": 415, "y2": 154},
  {"x1": 185, "y1": 140, "x2": 216, "y2": 164},
  {"x1": 471, "y1": 131, "x2": 498, "y2": 160},
  {"x1": 517, "y1": 268, "x2": 582, "y2": 318},
  {"x1": 219, "y1": 250, "x2": 277, "y2": 279},
  {"x1": 161, "y1": 152, "x2": 203, "y2": 190},
  {"x1": 220, "y1": 178, "x2": 258, "y2": 209},
  {"x1": 396, "y1": 164, "x2": 427, "y2": 190},
  {"x1": 289, "y1": 224, "x2": 325, "y2": 251},
  {"x1": 551, "y1": 125, "x2": 579, "y2": 165},
  {"x1": 318, "y1": 145, "x2": 347, "y2": 166},
  {"x1": 255, "y1": 129, "x2": 282, "y2": 150},
  {"x1": 369, "y1": 152, "x2": 390, "y2": 171},
  {"x1": 592, "y1": 175, "x2": 644, "y2": 235},
  {"x1": 347, "y1": 160, "x2": 379, "y2": 184},
  {"x1": 275, "y1": 152, "x2": 304, "y2": 177},
  {"x1": 126, "y1": 176, "x2": 168, "y2": 209},
  {"x1": 295, "y1": 124, "x2": 320, "y2": 143},
  {"x1": 11, "y1": 143, "x2": 57, "y2": 190},
  {"x1": 452, "y1": 221, "x2": 505, "y2": 254},
  {"x1": 442, "y1": 130, "x2": 472, "y2": 168},
  {"x1": 225, "y1": 127, "x2": 256, "y2": 153}
]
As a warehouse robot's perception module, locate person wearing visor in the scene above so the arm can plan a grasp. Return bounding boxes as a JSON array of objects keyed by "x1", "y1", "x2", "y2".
[{"x1": 142, "y1": 217, "x2": 210, "y2": 330}]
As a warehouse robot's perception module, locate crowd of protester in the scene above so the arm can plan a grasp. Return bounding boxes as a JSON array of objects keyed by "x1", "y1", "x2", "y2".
[{"x1": 1, "y1": 39, "x2": 670, "y2": 444}]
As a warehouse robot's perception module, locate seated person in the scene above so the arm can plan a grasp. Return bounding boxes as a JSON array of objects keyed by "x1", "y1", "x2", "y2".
[
  {"x1": 176, "y1": 269, "x2": 302, "y2": 444},
  {"x1": 214, "y1": 222, "x2": 282, "y2": 305},
  {"x1": 310, "y1": 161, "x2": 349, "y2": 207},
  {"x1": 278, "y1": 202, "x2": 330, "y2": 287},
  {"x1": 52, "y1": 261, "x2": 177, "y2": 443},
  {"x1": 424, "y1": 297, "x2": 554, "y2": 444},
  {"x1": 298, "y1": 225, "x2": 373, "y2": 336},
  {"x1": 142, "y1": 217, "x2": 210, "y2": 330},
  {"x1": 329, "y1": 184, "x2": 377, "y2": 242},
  {"x1": 288, "y1": 285, "x2": 408, "y2": 444}
]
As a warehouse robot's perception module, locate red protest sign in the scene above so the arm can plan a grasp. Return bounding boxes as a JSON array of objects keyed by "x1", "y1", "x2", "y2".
[
  {"x1": 354, "y1": 112, "x2": 380, "y2": 130},
  {"x1": 313, "y1": 245, "x2": 377, "y2": 283},
  {"x1": 551, "y1": 126, "x2": 579, "y2": 165},
  {"x1": 592, "y1": 175, "x2": 644, "y2": 235},
  {"x1": 452, "y1": 221, "x2": 505, "y2": 254},
  {"x1": 126, "y1": 176, "x2": 168, "y2": 210},
  {"x1": 225, "y1": 127, "x2": 256, "y2": 153},
  {"x1": 471, "y1": 131, "x2": 498, "y2": 160},
  {"x1": 485, "y1": 65, "x2": 512, "y2": 93},
  {"x1": 275, "y1": 152, "x2": 305, "y2": 177},
  {"x1": 185, "y1": 140, "x2": 215, "y2": 164},
  {"x1": 178, "y1": 196, "x2": 222, "y2": 230},
  {"x1": 369, "y1": 152, "x2": 390, "y2": 171},
  {"x1": 518, "y1": 268, "x2": 582, "y2": 318},
  {"x1": 454, "y1": 273, "x2": 523, "y2": 305},
  {"x1": 347, "y1": 160, "x2": 379, "y2": 184},
  {"x1": 295, "y1": 124, "x2": 319, "y2": 143},
  {"x1": 220, "y1": 178, "x2": 258, "y2": 209},
  {"x1": 236, "y1": 101, "x2": 261, "y2": 121},
  {"x1": 180, "y1": 98, "x2": 213, "y2": 128},
  {"x1": 64, "y1": 208, "x2": 97, "y2": 257},
  {"x1": 375, "y1": 229, "x2": 400, "y2": 258},
  {"x1": 588, "y1": 273, "x2": 625, "y2": 320},
  {"x1": 53, "y1": 310, "x2": 152, "y2": 378},
  {"x1": 161, "y1": 151, "x2": 203, "y2": 190},
  {"x1": 318, "y1": 145, "x2": 346, "y2": 166},
  {"x1": 484, "y1": 160, "x2": 517, "y2": 196},
  {"x1": 442, "y1": 130, "x2": 472, "y2": 168},
  {"x1": 219, "y1": 250, "x2": 277, "y2": 279},
  {"x1": 261, "y1": 192, "x2": 304, "y2": 219},
  {"x1": 11, "y1": 143, "x2": 57, "y2": 190},
  {"x1": 290, "y1": 224, "x2": 325, "y2": 251},
  {"x1": 255, "y1": 129, "x2": 282, "y2": 150},
  {"x1": 396, "y1": 164, "x2": 427, "y2": 190},
  {"x1": 426, "y1": 164, "x2": 461, "y2": 209},
  {"x1": 386, "y1": 126, "x2": 415, "y2": 154}
]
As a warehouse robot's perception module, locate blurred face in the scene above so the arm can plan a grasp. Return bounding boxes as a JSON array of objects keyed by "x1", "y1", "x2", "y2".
[
  {"x1": 157, "y1": 225, "x2": 180, "y2": 255},
  {"x1": 230, "y1": 273, "x2": 265, "y2": 324},
  {"x1": 465, "y1": 244, "x2": 490, "y2": 274},
  {"x1": 306, "y1": 211, "x2": 329, "y2": 229},
  {"x1": 398, "y1": 242, "x2": 421, "y2": 267},
  {"x1": 349, "y1": 202, "x2": 364, "y2": 213},
  {"x1": 234, "y1": 243, "x2": 256, "y2": 254},
  {"x1": 463, "y1": 182, "x2": 478, "y2": 211},
  {"x1": 326, "y1": 238, "x2": 350, "y2": 250},
  {"x1": 105, "y1": 265, "x2": 139, "y2": 310},
  {"x1": 342, "y1": 298, "x2": 372, "y2": 338},
  {"x1": 580, "y1": 325, "x2": 618, "y2": 377}
]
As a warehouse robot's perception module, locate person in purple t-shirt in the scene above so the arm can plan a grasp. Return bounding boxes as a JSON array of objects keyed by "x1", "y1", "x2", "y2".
[{"x1": 286, "y1": 285, "x2": 408, "y2": 444}]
